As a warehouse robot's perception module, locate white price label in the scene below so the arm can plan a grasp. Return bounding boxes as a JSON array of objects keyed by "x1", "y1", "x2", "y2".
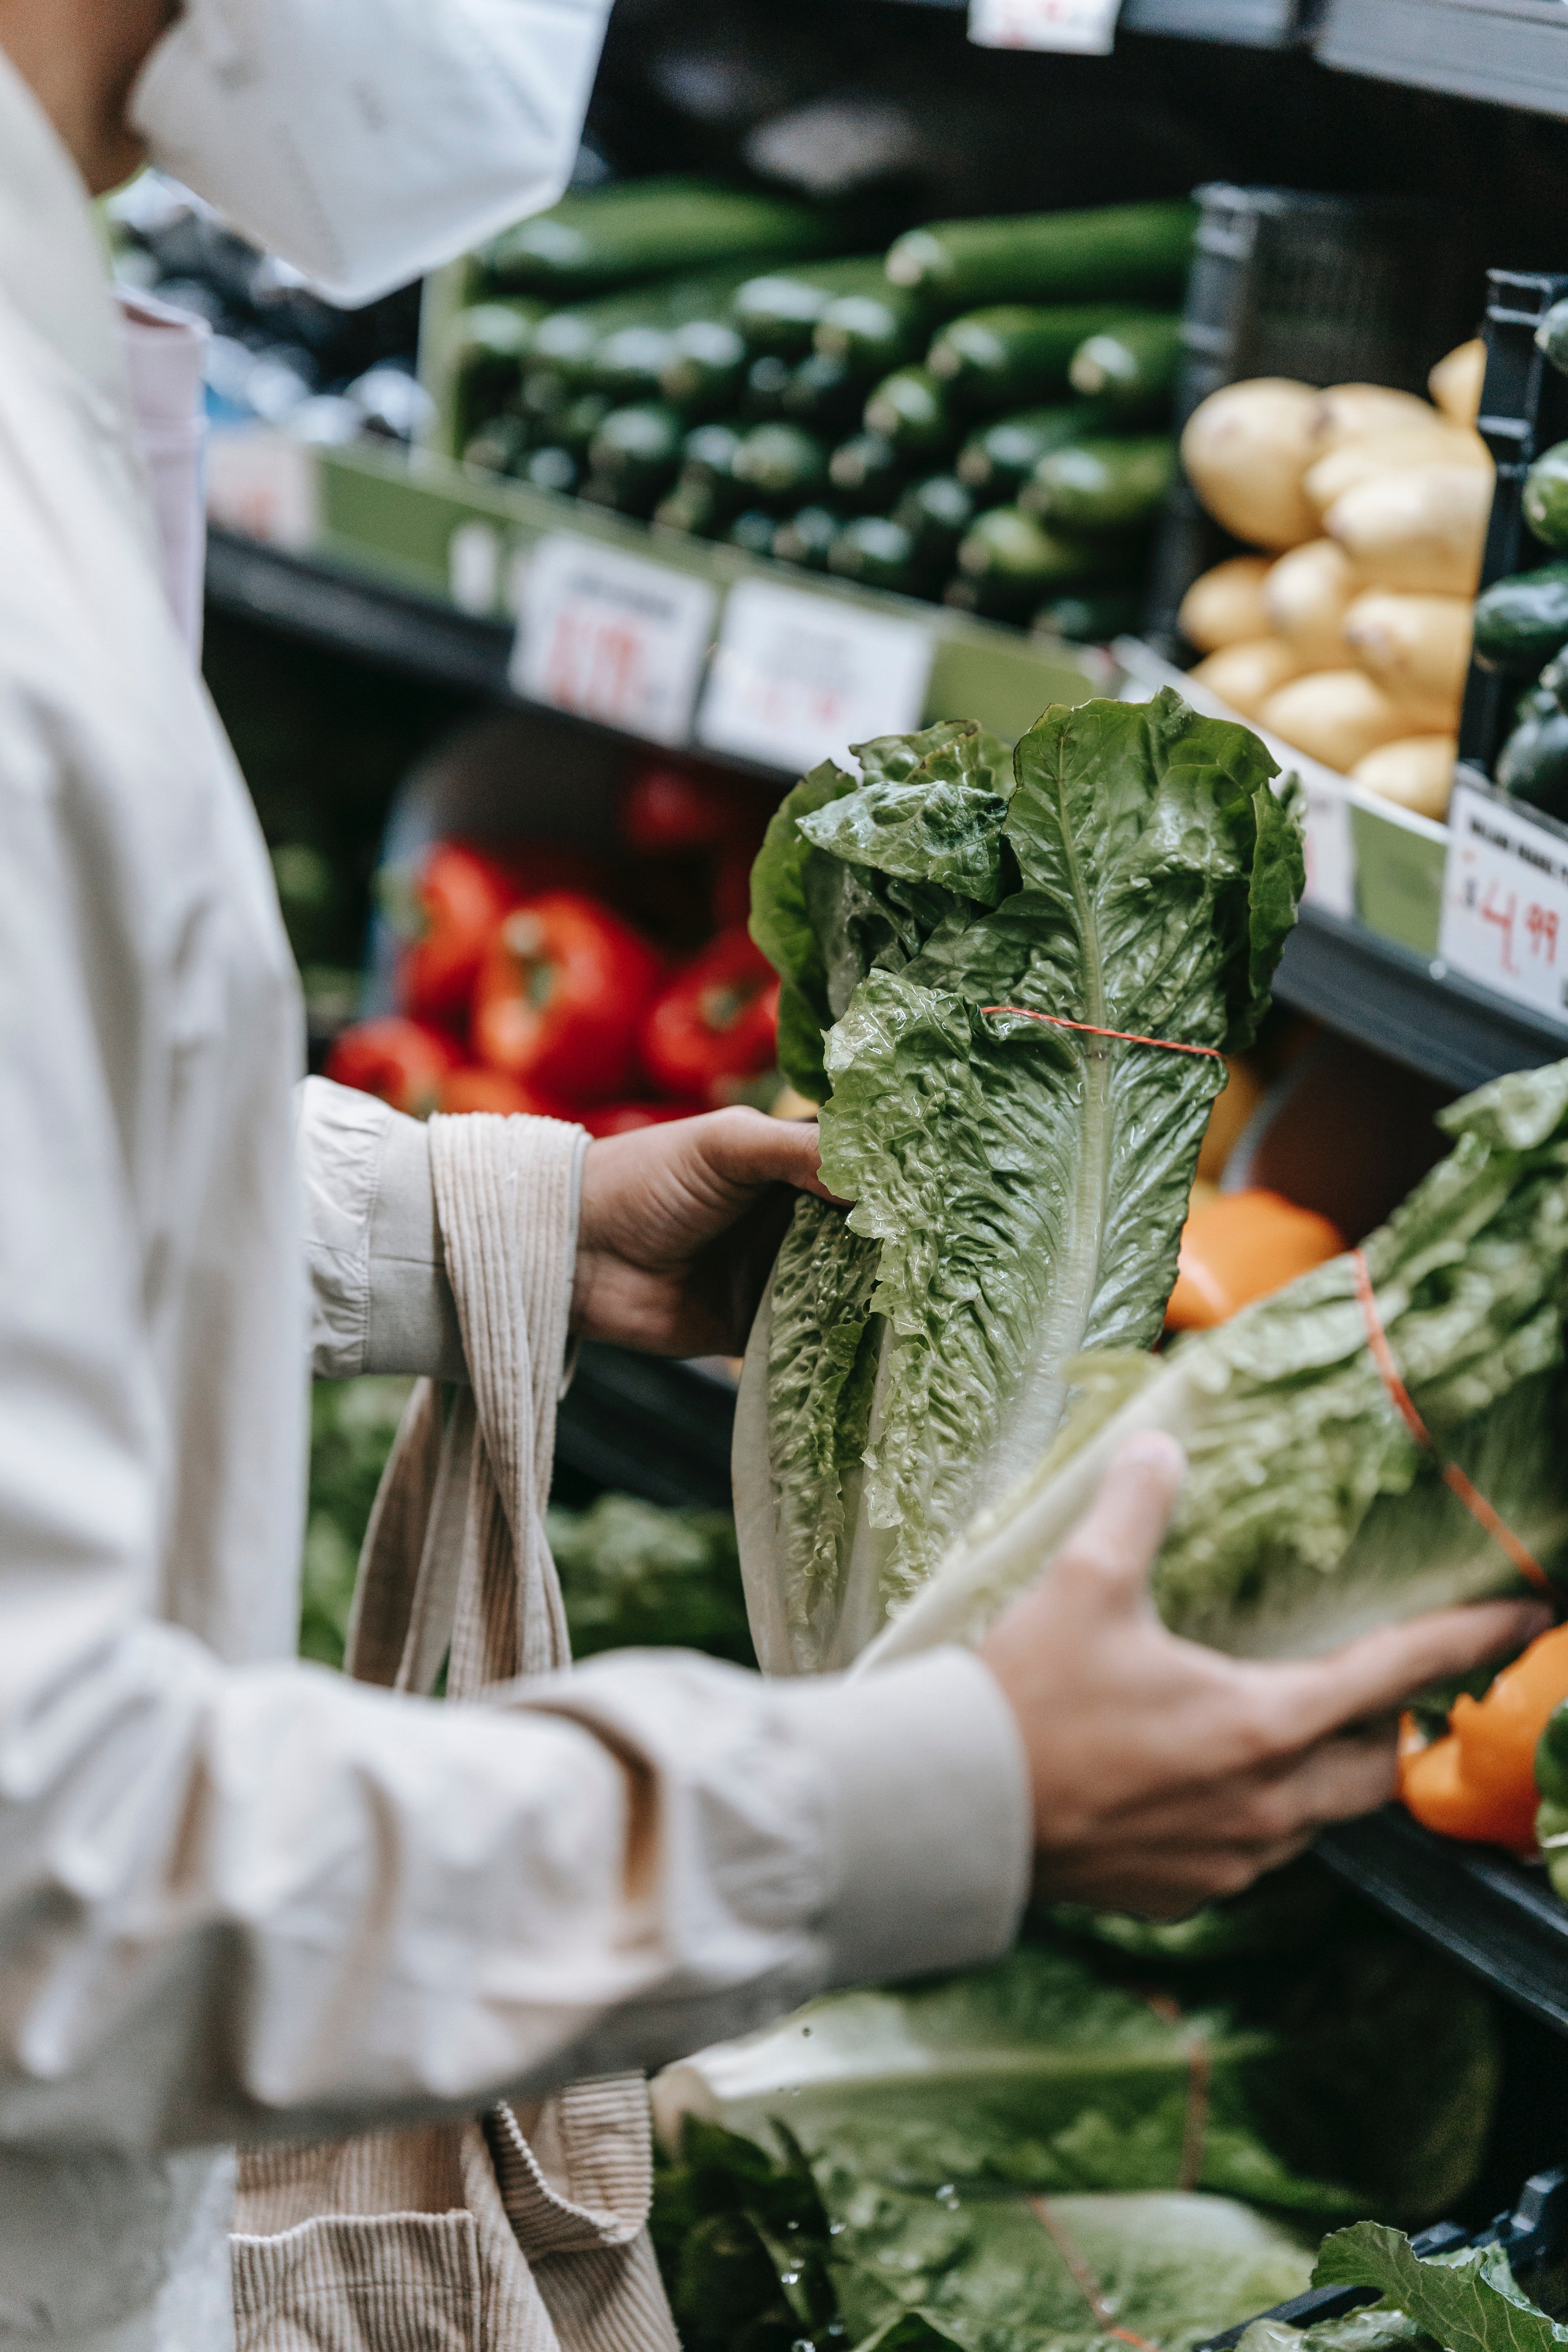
[
  {"x1": 697, "y1": 579, "x2": 933, "y2": 773},
  {"x1": 1439, "y1": 780, "x2": 1568, "y2": 1023},
  {"x1": 510, "y1": 535, "x2": 717, "y2": 746},
  {"x1": 1300, "y1": 777, "x2": 1357, "y2": 920},
  {"x1": 205, "y1": 428, "x2": 318, "y2": 550},
  {"x1": 969, "y1": 0, "x2": 1120, "y2": 51}
]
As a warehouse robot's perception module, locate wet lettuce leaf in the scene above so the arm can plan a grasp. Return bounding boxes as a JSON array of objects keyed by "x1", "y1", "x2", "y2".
[
  {"x1": 742, "y1": 691, "x2": 1302, "y2": 1672},
  {"x1": 866, "y1": 1060, "x2": 1568, "y2": 1670},
  {"x1": 1314, "y1": 2226, "x2": 1566, "y2": 2352}
]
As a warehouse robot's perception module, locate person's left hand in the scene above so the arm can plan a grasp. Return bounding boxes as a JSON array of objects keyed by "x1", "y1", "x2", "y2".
[{"x1": 571, "y1": 1108, "x2": 837, "y2": 1356}]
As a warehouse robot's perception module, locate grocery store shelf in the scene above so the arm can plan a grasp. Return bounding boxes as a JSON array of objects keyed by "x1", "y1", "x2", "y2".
[
  {"x1": 1315, "y1": 0, "x2": 1568, "y2": 119},
  {"x1": 1120, "y1": 0, "x2": 1318, "y2": 42},
  {"x1": 1318, "y1": 1809, "x2": 1568, "y2": 2040},
  {"x1": 1273, "y1": 904, "x2": 1568, "y2": 1092}
]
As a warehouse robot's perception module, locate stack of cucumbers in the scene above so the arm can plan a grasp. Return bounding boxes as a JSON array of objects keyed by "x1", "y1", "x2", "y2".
[
  {"x1": 1472, "y1": 300, "x2": 1568, "y2": 819},
  {"x1": 433, "y1": 179, "x2": 1195, "y2": 639}
]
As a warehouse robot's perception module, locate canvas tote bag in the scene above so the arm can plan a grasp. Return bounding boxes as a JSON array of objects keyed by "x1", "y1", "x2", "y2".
[{"x1": 231, "y1": 1112, "x2": 679, "y2": 2352}]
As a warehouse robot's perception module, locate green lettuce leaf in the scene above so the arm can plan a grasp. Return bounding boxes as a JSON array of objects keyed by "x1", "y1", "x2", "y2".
[
  {"x1": 1314, "y1": 2225, "x2": 1566, "y2": 2352},
  {"x1": 744, "y1": 692, "x2": 1302, "y2": 1672},
  {"x1": 866, "y1": 1059, "x2": 1568, "y2": 1669}
]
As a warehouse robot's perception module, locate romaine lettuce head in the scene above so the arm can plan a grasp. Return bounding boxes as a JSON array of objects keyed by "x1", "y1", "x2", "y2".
[
  {"x1": 865, "y1": 1058, "x2": 1568, "y2": 1670},
  {"x1": 739, "y1": 690, "x2": 1303, "y2": 1672}
]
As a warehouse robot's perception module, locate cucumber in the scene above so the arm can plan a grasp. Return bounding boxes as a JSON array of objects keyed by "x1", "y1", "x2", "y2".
[
  {"x1": 555, "y1": 392, "x2": 612, "y2": 456},
  {"x1": 1525, "y1": 442, "x2": 1568, "y2": 551},
  {"x1": 1537, "y1": 298, "x2": 1568, "y2": 381},
  {"x1": 928, "y1": 305, "x2": 1132, "y2": 414},
  {"x1": 886, "y1": 199, "x2": 1197, "y2": 309},
  {"x1": 773, "y1": 505, "x2": 842, "y2": 571},
  {"x1": 781, "y1": 351, "x2": 869, "y2": 434},
  {"x1": 742, "y1": 355, "x2": 793, "y2": 419},
  {"x1": 1497, "y1": 706, "x2": 1568, "y2": 818},
  {"x1": 653, "y1": 481, "x2": 722, "y2": 537},
  {"x1": 439, "y1": 301, "x2": 544, "y2": 449},
  {"x1": 956, "y1": 402, "x2": 1113, "y2": 497},
  {"x1": 591, "y1": 323, "x2": 683, "y2": 404},
  {"x1": 1472, "y1": 562, "x2": 1568, "y2": 673},
  {"x1": 1067, "y1": 314, "x2": 1183, "y2": 417},
  {"x1": 584, "y1": 402, "x2": 685, "y2": 512},
  {"x1": 462, "y1": 414, "x2": 532, "y2": 475},
  {"x1": 1022, "y1": 435, "x2": 1175, "y2": 532},
  {"x1": 480, "y1": 177, "x2": 841, "y2": 300},
  {"x1": 732, "y1": 422, "x2": 830, "y2": 508},
  {"x1": 523, "y1": 446, "x2": 579, "y2": 496},
  {"x1": 659, "y1": 319, "x2": 748, "y2": 416},
  {"x1": 864, "y1": 366, "x2": 956, "y2": 458},
  {"x1": 814, "y1": 285, "x2": 928, "y2": 375},
  {"x1": 728, "y1": 510, "x2": 779, "y2": 557},
  {"x1": 828, "y1": 430, "x2": 905, "y2": 510},
  {"x1": 731, "y1": 256, "x2": 887, "y2": 357},
  {"x1": 955, "y1": 505, "x2": 1120, "y2": 615},
  {"x1": 680, "y1": 421, "x2": 746, "y2": 487},
  {"x1": 828, "y1": 517, "x2": 924, "y2": 597},
  {"x1": 893, "y1": 474, "x2": 977, "y2": 568},
  {"x1": 1032, "y1": 587, "x2": 1144, "y2": 642}
]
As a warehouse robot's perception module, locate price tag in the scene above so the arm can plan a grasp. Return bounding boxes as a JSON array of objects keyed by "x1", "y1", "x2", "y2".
[
  {"x1": 204, "y1": 428, "x2": 318, "y2": 550},
  {"x1": 1300, "y1": 776, "x2": 1357, "y2": 921},
  {"x1": 697, "y1": 578, "x2": 934, "y2": 773},
  {"x1": 1439, "y1": 779, "x2": 1568, "y2": 1024},
  {"x1": 968, "y1": 0, "x2": 1120, "y2": 52},
  {"x1": 510, "y1": 534, "x2": 717, "y2": 746}
]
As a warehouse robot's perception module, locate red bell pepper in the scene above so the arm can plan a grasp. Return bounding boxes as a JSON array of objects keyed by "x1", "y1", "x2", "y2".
[
  {"x1": 641, "y1": 926, "x2": 780, "y2": 1105},
  {"x1": 580, "y1": 1099, "x2": 706, "y2": 1137},
  {"x1": 388, "y1": 839, "x2": 606, "y2": 1026},
  {"x1": 619, "y1": 763, "x2": 758, "y2": 855},
  {"x1": 471, "y1": 891, "x2": 662, "y2": 1103},
  {"x1": 325, "y1": 1016, "x2": 461, "y2": 1119}
]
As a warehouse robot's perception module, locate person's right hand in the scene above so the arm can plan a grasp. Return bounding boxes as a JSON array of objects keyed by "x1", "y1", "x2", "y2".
[{"x1": 978, "y1": 1431, "x2": 1550, "y2": 1919}]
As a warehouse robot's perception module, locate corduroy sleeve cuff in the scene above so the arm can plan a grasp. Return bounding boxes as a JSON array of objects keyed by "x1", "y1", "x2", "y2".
[{"x1": 783, "y1": 1647, "x2": 1032, "y2": 1987}]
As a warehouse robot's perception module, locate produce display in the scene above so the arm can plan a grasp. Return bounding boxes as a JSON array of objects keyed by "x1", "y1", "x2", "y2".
[
  {"x1": 1472, "y1": 296, "x2": 1568, "y2": 820},
  {"x1": 432, "y1": 181, "x2": 1195, "y2": 632},
  {"x1": 1175, "y1": 346, "x2": 1491, "y2": 820}
]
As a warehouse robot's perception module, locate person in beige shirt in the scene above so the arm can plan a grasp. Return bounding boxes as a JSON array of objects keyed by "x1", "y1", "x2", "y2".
[{"x1": 0, "y1": 1, "x2": 1542, "y2": 2343}]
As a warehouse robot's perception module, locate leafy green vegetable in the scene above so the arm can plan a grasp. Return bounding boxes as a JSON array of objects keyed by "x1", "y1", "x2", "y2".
[
  {"x1": 653, "y1": 1930, "x2": 1498, "y2": 2224},
  {"x1": 1049, "y1": 1860, "x2": 1342, "y2": 1966},
  {"x1": 742, "y1": 691, "x2": 1302, "y2": 1671},
  {"x1": 1314, "y1": 2226, "x2": 1565, "y2": 2352},
  {"x1": 546, "y1": 1493, "x2": 754, "y2": 1665},
  {"x1": 866, "y1": 1060, "x2": 1568, "y2": 1670},
  {"x1": 301, "y1": 1376, "x2": 414, "y2": 1667}
]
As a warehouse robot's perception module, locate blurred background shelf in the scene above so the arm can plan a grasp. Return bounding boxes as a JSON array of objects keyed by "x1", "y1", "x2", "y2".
[{"x1": 1315, "y1": 0, "x2": 1568, "y2": 119}]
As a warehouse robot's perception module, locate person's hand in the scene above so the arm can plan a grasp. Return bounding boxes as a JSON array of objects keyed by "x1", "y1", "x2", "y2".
[
  {"x1": 572, "y1": 1107, "x2": 835, "y2": 1356},
  {"x1": 979, "y1": 1432, "x2": 1550, "y2": 1918}
]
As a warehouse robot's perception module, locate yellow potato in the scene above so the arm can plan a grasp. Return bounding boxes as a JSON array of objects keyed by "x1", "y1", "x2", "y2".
[
  {"x1": 1188, "y1": 638, "x2": 1308, "y2": 718},
  {"x1": 1351, "y1": 735, "x2": 1457, "y2": 822},
  {"x1": 1178, "y1": 555, "x2": 1273, "y2": 652},
  {"x1": 1429, "y1": 338, "x2": 1486, "y2": 426},
  {"x1": 1341, "y1": 588, "x2": 1472, "y2": 718},
  {"x1": 1262, "y1": 539, "x2": 1360, "y2": 664},
  {"x1": 1307, "y1": 383, "x2": 1439, "y2": 452},
  {"x1": 1304, "y1": 424, "x2": 1490, "y2": 515},
  {"x1": 1323, "y1": 464, "x2": 1492, "y2": 596},
  {"x1": 1180, "y1": 379, "x2": 1319, "y2": 550},
  {"x1": 1258, "y1": 669, "x2": 1417, "y2": 771}
]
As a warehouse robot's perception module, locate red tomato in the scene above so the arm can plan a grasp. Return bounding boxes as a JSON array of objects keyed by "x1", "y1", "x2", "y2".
[
  {"x1": 619, "y1": 763, "x2": 759, "y2": 855},
  {"x1": 436, "y1": 1068, "x2": 575, "y2": 1118},
  {"x1": 325, "y1": 1016, "x2": 461, "y2": 1118},
  {"x1": 579, "y1": 1099, "x2": 706, "y2": 1137},
  {"x1": 471, "y1": 892, "x2": 662, "y2": 1102},
  {"x1": 641, "y1": 926, "x2": 780, "y2": 1105}
]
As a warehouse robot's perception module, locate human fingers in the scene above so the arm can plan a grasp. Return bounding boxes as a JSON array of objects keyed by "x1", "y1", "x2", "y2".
[
  {"x1": 1039, "y1": 1835, "x2": 1312, "y2": 1917},
  {"x1": 1045, "y1": 1431, "x2": 1187, "y2": 1600},
  {"x1": 693, "y1": 1105, "x2": 840, "y2": 1201},
  {"x1": 1105, "y1": 1719, "x2": 1399, "y2": 1847},
  {"x1": 1265, "y1": 1595, "x2": 1552, "y2": 1751}
]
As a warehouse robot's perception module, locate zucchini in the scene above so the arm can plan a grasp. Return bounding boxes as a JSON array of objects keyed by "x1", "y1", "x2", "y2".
[
  {"x1": 732, "y1": 422, "x2": 830, "y2": 508},
  {"x1": 584, "y1": 402, "x2": 685, "y2": 512},
  {"x1": 956, "y1": 402, "x2": 1112, "y2": 497},
  {"x1": 928, "y1": 305, "x2": 1132, "y2": 414},
  {"x1": 731, "y1": 256, "x2": 887, "y2": 357},
  {"x1": 1497, "y1": 706, "x2": 1568, "y2": 818},
  {"x1": 814, "y1": 285, "x2": 928, "y2": 375},
  {"x1": 828, "y1": 430, "x2": 905, "y2": 510},
  {"x1": 1021, "y1": 434, "x2": 1175, "y2": 532},
  {"x1": 1032, "y1": 587, "x2": 1144, "y2": 642},
  {"x1": 1524, "y1": 441, "x2": 1568, "y2": 552},
  {"x1": 1537, "y1": 298, "x2": 1568, "y2": 381},
  {"x1": 893, "y1": 474, "x2": 977, "y2": 568},
  {"x1": 659, "y1": 319, "x2": 748, "y2": 416},
  {"x1": 592, "y1": 323, "x2": 682, "y2": 404},
  {"x1": 742, "y1": 355, "x2": 793, "y2": 419},
  {"x1": 728, "y1": 510, "x2": 779, "y2": 557},
  {"x1": 462, "y1": 414, "x2": 532, "y2": 475},
  {"x1": 886, "y1": 199, "x2": 1197, "y2": 309},
  {"x1": 480, "y1": 177, "x2": 840, "y2": 300},
  {"x1": 1067, "y1": 314, "x2": 1183, "y2": 417},
  {"x1": 773, "y1": 505, "x2": 842, "y2": 571},
  {"x1": 954, "y1": 505, "x2": 1120, "y2": 615},
  {"x1": 781, "y1": 351, "x2": 869, "y2": 434},
  {"x1": 1472, "y1": 562, "x2": 1568, "y2": 673},
  {"x1": 828, "y1": 516, "x2": 923, "y2": 597},
  {"x1": 523, "y1": 446, "x2": 579, "y2": 496},
  {"x1": 863, "y1": 366, "x2": 956, "y2": 458}
]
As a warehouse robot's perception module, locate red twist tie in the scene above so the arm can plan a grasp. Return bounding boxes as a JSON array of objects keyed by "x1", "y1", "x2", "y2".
[
  {"x1": 1029, "y1": 2199, "x2": 1163, "y2": 2352},
  {"x1": 1350, "y1": 1247, "x2": 1553, "y2": 1601},
  {"x1": 980, "y1": 1007, "x2": 1223, "y2": 1062},
  {"x1": 1142, "y1": 1993, "x2": 1210, "y2": 2193}
]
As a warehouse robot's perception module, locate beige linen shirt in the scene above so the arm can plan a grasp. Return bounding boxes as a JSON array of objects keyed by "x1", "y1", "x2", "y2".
[{"x1": 0, "y1": 53, "x2": 1031, "y2": 2351}]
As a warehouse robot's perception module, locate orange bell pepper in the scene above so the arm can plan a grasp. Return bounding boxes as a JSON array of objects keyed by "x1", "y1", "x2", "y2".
[
  {"x1": 1165, "y1": 1188, "x2": 1345, "y2": 1331},
  {"x1": 1399, "y1": 1621, "x2": 1568, "y2": 1856}
]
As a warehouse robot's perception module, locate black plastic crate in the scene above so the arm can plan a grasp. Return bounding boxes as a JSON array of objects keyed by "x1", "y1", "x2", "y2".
[
  {"x1": 1458, "y1": 270, "x2": 1568, "y2": 775},
  {"x1": 1145, "y1": 183, "x2": 1479, "y2": 657}
]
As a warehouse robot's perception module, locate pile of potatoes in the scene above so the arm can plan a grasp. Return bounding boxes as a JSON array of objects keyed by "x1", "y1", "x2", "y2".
[{"x1": 1176, "y1": 339, "x2": 1490, "y2": 822}]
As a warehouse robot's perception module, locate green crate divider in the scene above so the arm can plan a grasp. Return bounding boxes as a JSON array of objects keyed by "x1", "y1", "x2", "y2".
[{"x1": 1350, "y1": 797, "x2": 1448, "y2": 957}]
